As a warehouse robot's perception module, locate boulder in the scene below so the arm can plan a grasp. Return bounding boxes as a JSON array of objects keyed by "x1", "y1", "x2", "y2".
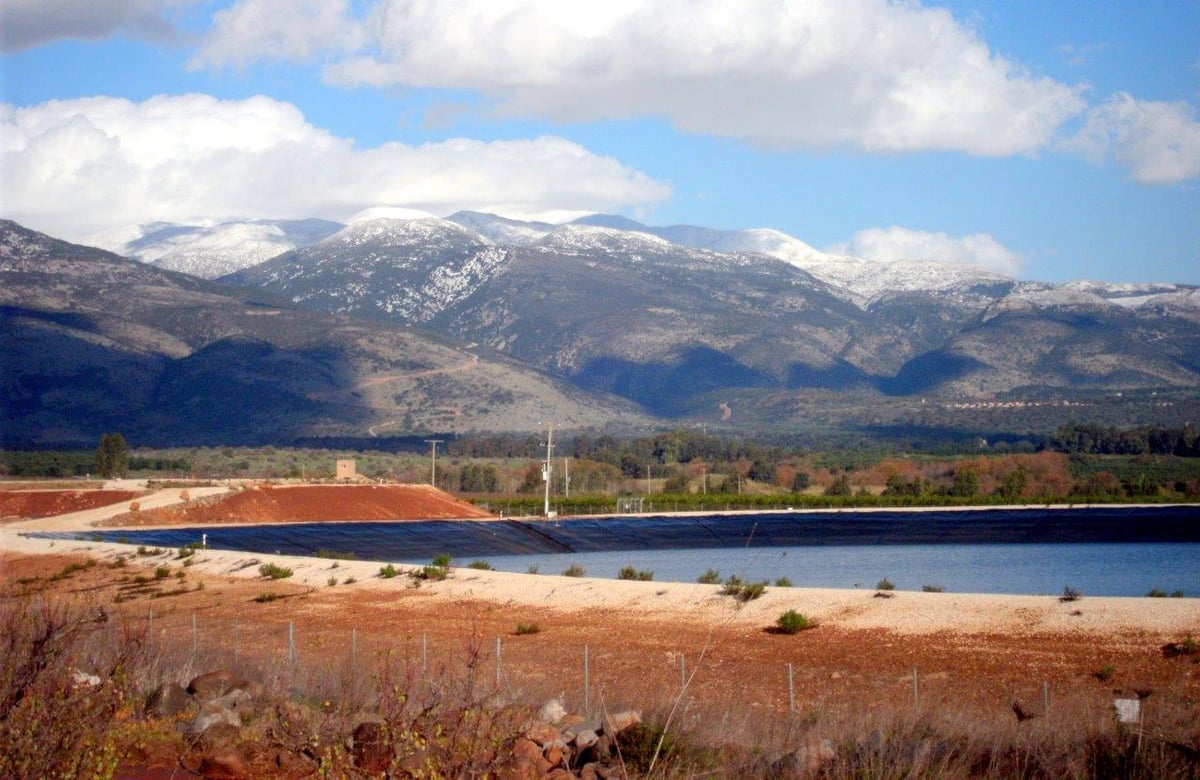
[
  {"x1": 197, "y1": 747, "x2": 247, "y2": 779},
  {"x1": 180, "y1": 701, "x2": 241, "y2": 736},
  {"x1": 187, "y1": 670, "x2": 235, "y2": 701},
  {"x1": 350, "y1": 721, "x2": 390, "y2": 772},
  {"x1": 602, "y1": 709, "x2": 641, "y2": 736},
  {"x1": 145, "y1": 682, "x2": 192, "y2": 717}
]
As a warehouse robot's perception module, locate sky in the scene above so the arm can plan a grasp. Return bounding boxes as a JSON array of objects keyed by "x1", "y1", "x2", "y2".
[{"x1": 1, "y1": 0, "x2": 1197, "y2": 285}]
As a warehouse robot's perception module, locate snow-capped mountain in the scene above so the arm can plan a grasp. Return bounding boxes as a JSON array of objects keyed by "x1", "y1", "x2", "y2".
[
  {"x1": 91, "y1": 218, "x2": 343, "y2": 279},
  {"x1": 222, "y1": 217, "x2": 510, "y2": 323}
]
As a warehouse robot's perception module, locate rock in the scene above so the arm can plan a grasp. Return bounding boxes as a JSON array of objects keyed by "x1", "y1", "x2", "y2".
[
  {"x1": 572, "y1": 729, "x2": 600, "y2": 750},
  {"x1": 539, "y1": 697, "x2": 568, "y2": 724},
  {"x1": 602, "y1": 709, "x2": 641, "y2": 736},
  {"x1": 187, "y1": 670, "x2": 235, "y2": 701},
  {"x1": 180, "y1": 702, "x2": 241, "y2": 736},
  {"x1": 543, "y1": 742, "x2": 566, "y2": 767},
  {"x1": 773, "y1": 737, "x2": 835, "y2": 774},
  {"x1": 71, "y1": 669, "x2": 101, "y2": 687},
  {"x1": 145, "y1": 682, "x2": 192, "y2": 717},
  {"x1": 524, "y1": 720, "x2": 562, "y2": 746},
  {"x1": 546, "y1": 769, "x2": 573, "y2": 780},
  {"x1": 229, "y1": 678, "x2": 264, "y2": 699},
  {"x1": 197, "y1": 747, "x2": 246, "y2": 779},
  {"x1": 580, "y1": 762, "x2": 601, "y2": 780},
  {"x1": 350, "y1": 721, "x2": 390, "y2": 772}
]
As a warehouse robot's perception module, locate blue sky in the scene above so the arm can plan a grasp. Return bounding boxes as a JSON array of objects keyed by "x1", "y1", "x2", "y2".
[{"x1": 1, "y1": 0, "x2": 1197, "y2": 285}]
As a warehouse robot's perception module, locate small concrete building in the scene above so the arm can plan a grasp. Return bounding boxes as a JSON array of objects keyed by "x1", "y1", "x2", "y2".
[{"x1": 335, "y1": 459, "x2": 356, "y2": 480}]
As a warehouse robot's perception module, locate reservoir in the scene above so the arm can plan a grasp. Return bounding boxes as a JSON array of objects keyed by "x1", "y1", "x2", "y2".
[{"x1": 45, "y1": 505, "x2": 1200, "y2": 597}]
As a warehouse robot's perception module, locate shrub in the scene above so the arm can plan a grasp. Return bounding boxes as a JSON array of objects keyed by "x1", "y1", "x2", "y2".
[
  {"x1": 253, "y1": 593, "x2": 281, "y2": 603},
  {"x1": 467, "y1": 560, "x2": 494, "y2": 570},
  {"x1": 697, "y1": 569, "x2": 721, "y2": 584},
  {"x1": 379, "y1": 564, "x2": 400, "y2": 579},
  {"x1": 153, "y1": 567, "x2": 170, "y2": 580},
  {"x1": 327, "y1": 576, "x2": 338, "y2": 587},
  {"x1": 1060, "y1": 586, "x2": 1083, "y2": 602},
  {"x1": 922, "y1": 584, "x2": 945, "y2": 593},
  {"x1": 344, "y1": 576, "x2": 357, "y2": 585},
  {"x1": 413, "y1": 554, "x2": 452, "y2": 582},
  {"x1": 1147, "y1": 588, "x2": 1168, "y2": 598},
  {"x1": 775, "y1": 610, "x2": 814, "y2": 634},
  {"x1": 176, "y1": 546, "x2": 195, "y2": 559},
  {"x1": 1094, "y1": 665, "x2": 1115, "y2": 682},
  {"x1": 876, "y1": 578, "x2": 895, "y2": 591},
  {"x1": 128, "y1": 501, "x2": 140, "y2": 511},
  {"x1": 562, "y1": 564, "x2": 586, "y2": 577},
  {"x1": 315, "y1": 549, "x2": 356, "y2": 560},
  {"x1": 515, "y1": 622, "x2": 541, "y2": 635},
  {"x1": 617, "y1": 565, "x2": 654, "y2": 581},
  {"x1": 739, "y1": 581, "x2": 767, "y2": 602},
  {"x1": 526, "y1": 565, "x2": 539, "y2": 575},
  {"x1": 774, "y1": 577, "x2": 793, "y2": 587},
  {"x1": 259, "y1": 563, "x2": 293, "y2": 580}
]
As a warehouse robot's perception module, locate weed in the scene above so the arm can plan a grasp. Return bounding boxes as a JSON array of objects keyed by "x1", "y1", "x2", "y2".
[
  {"x1": 467, "y1": 560, "x2": 494, "y2": 570},
  {"x1": 562, "y1": 563, "x2": 586, "y2": 577},
  {"x1": 412, "y1": 554, "x2": 452, "y2": 582},
  {"x1": 253, "y1": 592, "x2": 281, "y2": 603},
  {"x1": 526, "y1": 565, "x2": 539, "y2": 574},
  {"x1": 175, "y1": 546, "x2": 195, "y2": 560},
  {"x1": 515, "y1": 622, "x2": 541, "y2": 635},
  {"x1": 1147, "y1": 588, "x2": 1168, "y2": 597},
  {"x1": 259, "y1": 563, "x2": 293, "y2": 580},
  {"x1": 697, "y1": 568, "x2": 721, "y2": 584},
  {"x1": 153, "y1": 567, "x2": 170, "y2": 580},
  {"x1": 1061, "y1": 586, "x2": 1083, "y2": 602},
  {"x1": 774, "y1": 610, "x2": 815, "y2": 634},
  {"x1": 344, "y1": 576, "x2": 357, "y2": 585},
  {"x1": 774, "y1": 577, "x2": 793, "y2": 587},
  {"x1": 618, "y1": 565, "x2": 654, "y2": 581},
  {"x1": 1094, "y1": 664, "x2": 1116, "y2": 682},
  {"x1": 922, "y1": 584, "x2": 945, "y2": 593},
  {"x1": 327, "y1": 576, "x2": 338, "y2": 587},
  {"x1": 876, "y1": 577, "x2": 895, "y2": 591},
  {"x1": 379, "y1": 564, "x2": 400, "y2": 579},
  {"x1": 108, "y1": 557, "x2": 126, "y2": 569},
  {"x1": 314, "y1": 549, "x2": 357, "y2": 560}
]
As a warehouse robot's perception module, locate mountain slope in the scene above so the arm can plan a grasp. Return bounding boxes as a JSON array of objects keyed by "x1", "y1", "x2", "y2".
[{"x1": 0, "y1": 220, "x2": 648, "y2": 446}]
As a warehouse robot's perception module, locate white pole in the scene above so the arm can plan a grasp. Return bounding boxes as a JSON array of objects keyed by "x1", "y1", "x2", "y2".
[
  {"x1": 788, "y1": 663, "x2": 795, "y2": 714},
  {"x1": 425, "y1": 439, "x2": 443, "y2": 487},
  {"x1": 543, "y1": 424, "x2": 554, "y2": 516},
  {"x1": 584, "y1": 645, "x2": 590, "y2": 713}
]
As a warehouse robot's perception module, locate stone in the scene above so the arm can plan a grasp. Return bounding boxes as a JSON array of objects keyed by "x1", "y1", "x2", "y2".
[
  {"x1": 546, "y1": 769, "x2": 573, "y2": 780},
  {"x1": 538, "y1": 697, "x2": 568, "y2": 724},
  {"x1": 180, "y1": 702, "x2": 241, "y2": 736},
  {"x1": 187, "y1": 670, "x2": 235, "y2": 701},
  {"x1": 524, "y1": 720, "x2": 562, "y2": 746},
  {"x1": 572, "y1": 729, "x2": 600, "y2": 750},
  {"x1": 580, "y1": 762, "x2": 601, "y2": 780},
  {"x1": 543, "y1": 742, "x2": 566, "y2": 767},
  {"x1": 350, "y1": 721, "x2": 390, "y2": 772},
  {"x1": 602, "y1": 710, "x2": 641, "y2": 736},
  {"x1": 145, "y1": 682, "x2": 192, "y2": 717},
  {"x1": 197, "y1": 747, "x2": 246, "y2": 779}
]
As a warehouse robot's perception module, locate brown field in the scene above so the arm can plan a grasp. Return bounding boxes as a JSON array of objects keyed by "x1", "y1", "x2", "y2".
[
  {"x1": 0, "y1": 489, "x2": 146, "y2": 521},
  {"x1": 97, "y1": 484, "x2": 493, "y2": 527}
]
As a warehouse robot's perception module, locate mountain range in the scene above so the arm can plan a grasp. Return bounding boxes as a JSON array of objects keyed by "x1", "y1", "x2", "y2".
[{"x1": 4, "y1": 213, "x2": 1199, "y2": 447}]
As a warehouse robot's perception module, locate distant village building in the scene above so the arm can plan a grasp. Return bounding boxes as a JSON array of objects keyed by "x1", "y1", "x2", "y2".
[{"x1": 335, "y1": 459, "x2": 357, "y2": 480}]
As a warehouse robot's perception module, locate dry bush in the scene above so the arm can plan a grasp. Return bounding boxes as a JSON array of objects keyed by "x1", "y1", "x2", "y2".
[{"x1": 0, "y1": 598, "x2": 142, "y2": 780}]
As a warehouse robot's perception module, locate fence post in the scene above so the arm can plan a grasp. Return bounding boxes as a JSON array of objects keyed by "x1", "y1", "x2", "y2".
[
  {"x1": 192, "y1": 613, "x2": 197, "y2": 655},
  {"x1": 233, "y1": 618, "x2": 239, "y2": 667},
  {"x1": 422, "y1": 634, "x2": 428, "y2": 673},
  {"x1": 495, "y1": 637, "x2": 503, "y2": 687},
  {"x1": 351, "y1": 628, "x2": 357, "y2": 667},
  {"x1": 912, "y1": 668, "x2": 919, "y2": 709},
  {"x1": 583, "y1": 645, "x2": 590, "y2": 714},
  {"x1": 288, "y1": 621, "x2": 297, "y2": 665},
  {"x1": 788, "y1": 663, "x2": 795, "y2": 715},
  {"x1": 679, "y1": 653, "x2": 686, "y2": 692},
  {"x1": 1043, "y1": 681, "x2": 1049, "y2": 716}
]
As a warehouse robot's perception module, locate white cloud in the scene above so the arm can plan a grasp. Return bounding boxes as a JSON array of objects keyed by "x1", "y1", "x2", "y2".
[
  {"x1": 189, "y1": 0, "x2": 363, "y2": 69},
  {"x1": 0, "y1": 0, "x2": 178, "y2": 52},
  {"x1": 192, "y1": 0, "x2": 1084, "y2": 156},
  {"x1": 0, "y1": 94, "x2": 671, "y2": 241},
  {"x1": 830, "y1": 226, "x2": 1024, "y2": 277},
  {"x1": 1065, "y1": 92, "x2": 1200, "y2": 184}
]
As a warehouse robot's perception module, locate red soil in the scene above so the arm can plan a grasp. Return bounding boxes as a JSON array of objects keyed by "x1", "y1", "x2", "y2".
[
  {"x1": 103, "y1": 484, "x2": 493, "y2": 527},
  {"x1": 0, "y1": 490, "x2": 145, "y2": 521}
]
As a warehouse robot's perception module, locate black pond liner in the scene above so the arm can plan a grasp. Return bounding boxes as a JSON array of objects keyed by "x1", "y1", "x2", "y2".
[{"x1": 32, "y1": 505, "x2": 1200, "y2": 564}]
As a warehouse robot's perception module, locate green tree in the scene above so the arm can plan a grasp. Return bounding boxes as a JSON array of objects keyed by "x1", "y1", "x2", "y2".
[
  {"x1": 94, "y1": 433, "x2": 129, "y2": 478},
  {"x1": 824, "y1": 474, "x2": 852, "y2": 497}
]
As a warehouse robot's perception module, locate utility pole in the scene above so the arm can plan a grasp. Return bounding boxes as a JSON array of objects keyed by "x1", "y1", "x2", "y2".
[
  {"x1": 563, "y1": 457, "x2": 570, "y2": 499},
  {"x1": 542, "y1": 424, "x2": 554, "y2": 517},
  {"x1": 425, "y1": 439, "x2": 443, "y2": 487}
]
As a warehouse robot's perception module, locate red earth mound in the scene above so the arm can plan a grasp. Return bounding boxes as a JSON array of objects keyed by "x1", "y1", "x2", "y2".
[
  {"x1": 105, "y1": 484, "x2": 493, "y2": 526},
  {"x1": 0, "y1": 490, "x2": 145, "y2": 520}
]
